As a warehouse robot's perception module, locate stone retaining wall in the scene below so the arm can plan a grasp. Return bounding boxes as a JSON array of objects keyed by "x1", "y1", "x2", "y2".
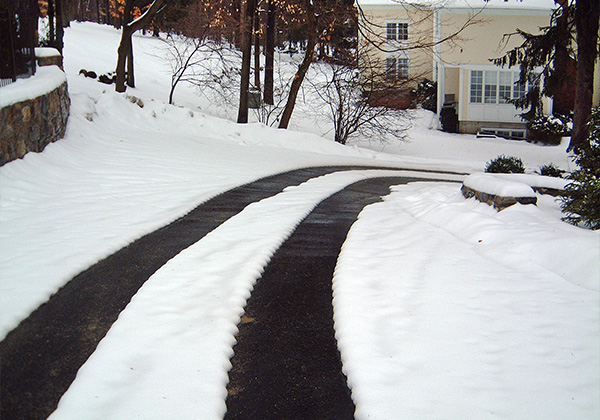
[
  {"x1": 461, "y1": 185, "x2": 537, "y2": 211},
  {"x1": 36, "y1": 54, "x2": 63, "y2": 69},
  {"x1": 0, "y1": 50, "x2": 69, "y2": 166}
]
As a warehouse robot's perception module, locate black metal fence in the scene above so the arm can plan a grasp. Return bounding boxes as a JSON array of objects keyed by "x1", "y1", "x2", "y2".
[{"x1": 0, "y1": 0, "x2": 38, "y2": 87}]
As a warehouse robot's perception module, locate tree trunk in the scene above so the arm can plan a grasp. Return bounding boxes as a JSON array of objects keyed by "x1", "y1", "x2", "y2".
[
  {"x1": 569, "y1": 0, "x2": 599, "y2": 151},
  {"x1": 264, "y1": 0, "x2": 275, "y2": 104},
  {"x1": 237, "y1": 0, "x2": 256, "y2": 123},
  {"x1": 116, "y1": 26, "x2": 133, "y2": 92},
  {"x1": 278, "y1": 0, "x2": 316, "y2": 129},
  {"x1": 48, "y1": 0, "x2": 55, "y2": 45},
  {"x1": 552, "y1": 0, "x2": 574, "y2": 115},
  {"x1": 116, "y1": 0, "x2": 166, "y2": 92},
  {"x1": 253, "y1": 8, "x2": 261, "y2": 90},
  {"x1": 55, "y1": 0, "x2": 64, "y2": 53},
  {"x1": 124, "y1": 0, "x2": 135, "y2": 88}
]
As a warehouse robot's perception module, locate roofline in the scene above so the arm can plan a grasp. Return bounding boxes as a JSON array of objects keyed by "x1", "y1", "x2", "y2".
[{"x1": 357, "y1": 1, "x2": 555, "y2": 14}]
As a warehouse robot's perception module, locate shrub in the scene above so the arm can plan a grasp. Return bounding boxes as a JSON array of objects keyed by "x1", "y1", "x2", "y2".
[
  {"x1": 440, "y1": 105, "x2": 458, "y2": 133},
  {"x1": 485, "y1": 155, "x2": 526, "y2": 174},
  {"x1": 561, "y1": 108, "x2": 600, "y2": 229},
  {"x1": 411, "y1": 79, "x2": 437, "y2": 113},
  {"x1": 527, "y1": 113, "x2": 572, "y2": 145},
  {"x1": 538, "y1": 163, "x2": 565, "y2": 178}
]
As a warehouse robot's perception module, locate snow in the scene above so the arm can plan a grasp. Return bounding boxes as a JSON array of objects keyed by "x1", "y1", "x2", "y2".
[
  {"x1": 35, "y1": 47, "x2": 61, "y2": 58},
  {"x1": 351, "y1": 110, "x2": 576, "y2": 175},
  {"x1": 0, "y1": 65, "x2": 66, "y2": 108},
  {"x1": 463, "y1": 173, "x2": 536, "y2": 197},
  {"x1": 334, "y1": 183, "x2": 599, "y2": 419},
  {"x1": 492, "y1": 173, "x2": 568, "y2": 190},
  {"x1": 1, "y1": 22, "x2": 598, "y2": 420}
]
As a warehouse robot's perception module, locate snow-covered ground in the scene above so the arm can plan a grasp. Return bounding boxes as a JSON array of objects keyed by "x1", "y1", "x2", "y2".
[{"x1": 1, "y1": 22, "x2": 598, "y2": 420}]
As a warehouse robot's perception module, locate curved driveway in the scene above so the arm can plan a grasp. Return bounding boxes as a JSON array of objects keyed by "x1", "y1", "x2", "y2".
[{"x1": 0, "y1": 166, "x2": 461, "y2": 420}]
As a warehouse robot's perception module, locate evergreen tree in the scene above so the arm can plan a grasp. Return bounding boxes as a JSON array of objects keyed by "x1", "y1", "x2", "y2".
[
  {"x1": 561, "y1": 107, "x2": 600, "y2": 229},
  {"x1": 491, "y1": 1, "x2": 575, "y2": 120},
  {"x1": 492, "y1": 0, "x2": 598, "y2": 151}
]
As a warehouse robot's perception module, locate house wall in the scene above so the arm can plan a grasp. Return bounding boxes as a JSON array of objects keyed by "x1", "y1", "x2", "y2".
[
  {"x1": 444, "y1": 67, "x2": 460, "y2": 101},
  {"x1": 438, "y1": 10, "x2": 552, "y2": 66},
  {"x1": 436, "y1": 9, "x2": 552, "y2": 133},
  {"x1": 359, "y1": 2, "x2": 600, "y2": 134},
  {"x1": 358, "y1": 5, "x2": 434, "y2": 84}
]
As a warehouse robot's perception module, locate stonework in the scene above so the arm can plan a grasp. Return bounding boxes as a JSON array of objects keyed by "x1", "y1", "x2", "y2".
[
  {"x1": 36, "y1": 54, "x2": 64, "y2": 69},
  {"x1": 461, "y1": 184, "x2": 537, "y2": 211},
  {"x1": 0, "y1": 79, "x2": 70, "y2": 166}
]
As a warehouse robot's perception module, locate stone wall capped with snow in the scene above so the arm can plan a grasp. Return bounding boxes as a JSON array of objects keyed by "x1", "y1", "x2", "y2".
[{"x1": 0, "y1": 51, "x2": 69, "y2": 166}]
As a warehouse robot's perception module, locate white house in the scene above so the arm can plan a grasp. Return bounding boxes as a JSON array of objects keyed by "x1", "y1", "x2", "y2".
[{"x1": 357, "y1": 0, "x2": 600, "y2": 137}]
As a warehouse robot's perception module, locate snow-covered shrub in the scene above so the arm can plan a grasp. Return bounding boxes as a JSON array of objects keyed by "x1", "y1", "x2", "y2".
[
  {"x1": 527, "y1": 114, "x2": 572, "y2": 145},
  {"x1": 561, "y1": 108, "x2": 600, "y2": 229},
  {"x1": 538, "y1": 163, "x2": 565, "y2": 178},
  {"x1": 485, "y1": 155, "x2": 526, "y2": 174},
  {"x1": 411, "y1": 79, "x2": 437, "y2": 113}
]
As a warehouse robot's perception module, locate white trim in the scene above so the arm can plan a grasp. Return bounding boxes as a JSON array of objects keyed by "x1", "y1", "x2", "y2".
[
  {"x1": 434, "y1": 9, "x2": 443, "y2": 120},
  {"x1": 435, "y1": 7, "x2": 553, "y2": 17},
  {"x1": 458, "y1": 67, "x2": 465, "y2": 119},
  {"x1": 460, "y1": 63, "x2": 520, "y2": 71}
]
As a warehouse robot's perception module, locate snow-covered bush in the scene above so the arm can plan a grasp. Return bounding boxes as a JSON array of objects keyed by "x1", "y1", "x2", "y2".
[
  {"x1": 485, "y1": 155, "x2": 526, "y2": 174},
  {"x1": 561, "y1": 108, "x2": 600, "y2": 229},
  {"x1": 538, "y1": 163, "x2": 565, "y2": 178},
  {"x1": 411, "y1": 79, "x2": 437, "y2": 113},
  {"x1": 527, "y1": 114, "x2": 572, "y2": 145}
]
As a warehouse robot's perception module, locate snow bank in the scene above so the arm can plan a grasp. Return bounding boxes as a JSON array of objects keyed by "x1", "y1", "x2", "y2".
[
  {"x1": 463, "y1": 173, "x2": 536, "y2": 197},
  {"x1": 0, "y1": 65, "x2": 66, "y2": 108},
  {"x1": 492, "y1": 173, "x2": 568, "y2": 190},
  {"x1": 334, "y1": 183, "x2": 600, "y2": 420},
  {"x1": 35, "y1": 47, "x2": 61, "y2": 58}
]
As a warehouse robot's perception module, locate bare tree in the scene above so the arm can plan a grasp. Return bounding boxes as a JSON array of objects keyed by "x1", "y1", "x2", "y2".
[
  {"x1": 309, "y1": 57, "x2": 410, "y2": 145},
  {"x1": 115, "y1": 0, "x2": 166, "y2": 93},
  {"x1": 237, "y1": 0, "x2": 256, "y2": 123},
  {"x1": 264, "y1": 0, "x2": 276, "y2": 104},
  {"x1": 164, "y1": 34, "x2": 208, "y2": 105},
  {"x1": 278, "y1": 0, "x2": 317, "y2": 129}
]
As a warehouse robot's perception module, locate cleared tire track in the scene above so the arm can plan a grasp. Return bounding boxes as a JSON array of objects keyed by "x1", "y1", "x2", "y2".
[{"x1": 224, "y1": 176, "x2": 436, "y2": 420}]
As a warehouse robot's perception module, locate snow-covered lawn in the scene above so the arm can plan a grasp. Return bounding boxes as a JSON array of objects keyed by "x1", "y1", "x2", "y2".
[{"x1": 1, "y1": 22, "x2": 598, "y2": 419}]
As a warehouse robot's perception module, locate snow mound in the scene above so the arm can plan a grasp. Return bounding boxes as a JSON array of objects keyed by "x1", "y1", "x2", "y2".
[{"x1": 463, "y1": 174, "x2": 536, "y2": 197}]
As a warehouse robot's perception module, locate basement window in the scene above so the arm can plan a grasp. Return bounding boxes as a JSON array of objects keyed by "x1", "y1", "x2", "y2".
[{"x1": 478, "y1": 128, "x2": 526, "y2": 140}]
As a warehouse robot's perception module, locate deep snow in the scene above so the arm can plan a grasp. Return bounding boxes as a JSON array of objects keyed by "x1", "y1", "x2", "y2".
[{"x1": 1, "y1": 22, "x2": 598, "y2": 420}]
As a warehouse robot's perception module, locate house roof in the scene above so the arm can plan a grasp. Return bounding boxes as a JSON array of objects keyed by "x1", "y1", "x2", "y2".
[{"x1": 356, "y1": 0, "x2": 558, "y2": 11}]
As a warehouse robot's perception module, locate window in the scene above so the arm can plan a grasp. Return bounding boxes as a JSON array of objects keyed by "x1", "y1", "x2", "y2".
[
  {"x1": 484, "y1": 71, "x2": 497, "y2": 104},
  {"x1": 470, "y1": 71, "x2": 483, "y2": 103},
  {"x1": 386, "y1": 57, "x2": 396, "y2": 75},
  {"x1": 498, "y1": 71, "x2": 512, "y2": 103},
  {"x1": 513, "y1": 79, "x2": 526, "y2": 99},
  {"x1": 479, "y1": 128, "x2": 526, "y2": 140},
  {"x1": 470, "y1": 70, "x2": 537, "y2": 104},
  {"x1": 386, "y1": 56, "x2": 409, "y2": 79},
  {"x1": 398, "y1": 57, "x2": 409, "y2": 78},
  {"x1": 386, "y1": 22, "x2": 408, "y2": 41}
]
